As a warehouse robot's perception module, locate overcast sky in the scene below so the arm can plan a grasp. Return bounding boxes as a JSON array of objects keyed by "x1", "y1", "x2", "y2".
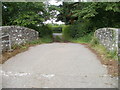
[{"x1": 49, "y1": 0, "x2": 63, "y2": 6}]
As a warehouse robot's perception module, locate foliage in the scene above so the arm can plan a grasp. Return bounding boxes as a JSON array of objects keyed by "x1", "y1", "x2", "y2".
[
  {"x1": 107, "y1": 50, "x2": 117, "y2": 59},
  {"x1": 70, "y1": 33, "x2": 93, "y2": 44},
  {"x1": 35, "y1": 25, "x2": 53, "y2": 38},
  {"x1": 70, "y1": 21, "x2": 93, "y2": 38},
  {"x1": 28, "y1": 37, "x2": 53, "y2": 45},
  {"x1": 90, "y1": 37, "x2": 100, "y2": 46},
  {"x1": 48, "y1": 5, "x2": 61, "y2": 21},
  {"x1": 58, "y1": 2, "x2": 120, "y2": 25},
  {"x1": 90, "y1": 36, "x2": 118, "y2": 60},
  {"x1": 92, "y1": 44, "x2": 117, "y2": 60},
  {"x1": 12, "y1": 44, "x2": 25, "y2": 50},
  {"x1": 62, "y1": 22, "x2": 93, "y2": 41},
  {"x1": 62, "y1": 25, "x2": 71, "y2": 40},
  {"x1": 2, "y1": 2, "x2": 53, "y2": 38},
  {"x1": 40, "y1": 36, "x2": 53, "y2": 43},
  {"x1": 51, "y1": 25, "x2": 62, "y2": 33},
  {"x1": 2, "y1": 2, "x2": 49, "y2": 27},
  {"x1": 57, "y1": 2, "x2": 120, "y2": 33},
  {"x1": 22, "y1": 38, "x2": 52, "y2": 48}
]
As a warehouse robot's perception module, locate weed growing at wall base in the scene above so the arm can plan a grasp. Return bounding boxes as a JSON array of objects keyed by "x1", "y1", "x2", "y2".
[
  {"x1": 90, "y1": 36, "x2": 118, "y2": 60},
  {"x1": 89, "y1": 36, "x2": 118, "y2": 76}
]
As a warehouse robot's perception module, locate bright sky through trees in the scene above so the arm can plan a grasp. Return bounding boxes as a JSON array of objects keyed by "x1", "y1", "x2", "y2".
[{"x1": 44, "y1": 0, "x2": 65, "y2": 25}]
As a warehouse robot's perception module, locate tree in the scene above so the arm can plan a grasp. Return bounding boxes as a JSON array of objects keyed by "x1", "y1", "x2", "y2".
[
  {"x1": 2, "y1": 2, "x2": 49, "y2": 29},
  {"x1": 56, "y1": 2, "x2": 120, "y2": 38},
  {"x1": 57, "y1": 2, "x2": 120, "y2": 28}
]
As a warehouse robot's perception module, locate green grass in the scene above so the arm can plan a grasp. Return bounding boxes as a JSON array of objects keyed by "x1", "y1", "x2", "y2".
[
  {"x1": 92, "y1": 44, "x2": 118, "y2": 60},
  {"x1": 40, "y1": 37, "x2": 53, "y2": 43},
  {"x1": 69, "y1": 33, "x2": 93, "y2": 44},
  {"x1": 69, "y1": 32, "x2": 118, "y2": 60},
  {"x1": 90, "y1": 37, "x2": 118, "y2": 60},
  {"x1": 12, "y1": 37, "x2": 53, "y2": 50},
  {"x1": 28, "y1": 36, "x2": 53, "y2": 45},
  {"x1": 12, "y1": 44, "x2": 26, "y2": 50}
]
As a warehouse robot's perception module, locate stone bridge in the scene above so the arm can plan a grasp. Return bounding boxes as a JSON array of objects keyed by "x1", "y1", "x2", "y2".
[
  {"x1": 0, "y1": 26, "x2": 39, "y2": 52},
  {"x1": 95, "y1": 28, "x2": 120, "y2": 58},
  {"x1": 0, "y1": 26, "x2": 120, "y2": 57}
]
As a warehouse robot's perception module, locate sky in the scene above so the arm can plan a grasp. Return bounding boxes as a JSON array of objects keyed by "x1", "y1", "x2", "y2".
[{"x1": 49, "y1": 0, "x2": 63, "y2": 6}]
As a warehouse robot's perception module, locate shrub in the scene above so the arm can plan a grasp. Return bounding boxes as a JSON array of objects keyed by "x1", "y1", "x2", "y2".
[
  {"x1": 62, "y1": 25, "x2": 71, "y2": 41},
  {"x1": 69, "y1": 21, "x2": 94, "y2": 38},
  {"x1": 70, "y1": 32, "x2": 93, "y2": 43},
  {"x1": 62, "y1": 20, "x2": 94, "y2": 40},
  {"x1": 35, "y1": 25, "x2": 53, "y2": 38},
  {"x1": 52, "y1": 26, "x2": 62, "y2": 33}
]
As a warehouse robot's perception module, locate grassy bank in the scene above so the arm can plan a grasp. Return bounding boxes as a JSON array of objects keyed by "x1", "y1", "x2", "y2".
[
  {"x1": 64, "y1": 31, "x2": 118, "y2": 61},
  {"x1": 90, "y1": 37, "x2": 118, "y2": 60},
  {"x1": 89, "y1": 37, "x2": 118, "y2": 76},
  {"x1": 69, "y1": 33, "x2": 93, "y2": 44}
]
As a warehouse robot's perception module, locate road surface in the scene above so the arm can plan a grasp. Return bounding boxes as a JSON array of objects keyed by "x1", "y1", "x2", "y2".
[
  {"x1": 2, "y1": 43, "x2": 118, "y2": 88},
  {"x1": 53, "y1": 33, "x2": 62, "y2": 39}
]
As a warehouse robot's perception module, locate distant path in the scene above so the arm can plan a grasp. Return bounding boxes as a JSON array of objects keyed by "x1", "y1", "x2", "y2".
[
  {"x1": 2, "y1": 43, "x2": 118, "y2": 88},
  {"x1": 53, "y1": 33, "x2": 62, "y2": 39}
]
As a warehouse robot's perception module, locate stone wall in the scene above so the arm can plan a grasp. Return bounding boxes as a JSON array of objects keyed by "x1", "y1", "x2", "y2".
[
  {"x1": 0, "y1": 26, "x2": 39, "y2": 51},
  {"x1": 95, "y1": 28, "x2": 119, "y2": 52}
]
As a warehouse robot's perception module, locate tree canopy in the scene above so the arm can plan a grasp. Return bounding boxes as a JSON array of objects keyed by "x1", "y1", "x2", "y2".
[
  {"x1": 56, "y1": 2, "x2": 120, "y2": 28},
  {"x1": 2, "y1": 2, "x2": 49, "y2": 28},
  {"x1": 2, "y1": 2, "x2": 120, "y2": 37}
]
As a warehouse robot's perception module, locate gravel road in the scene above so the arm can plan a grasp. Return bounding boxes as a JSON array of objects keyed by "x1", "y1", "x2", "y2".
[{"x1": 2, "y1": 43, "x2": 118, "y2": 88}]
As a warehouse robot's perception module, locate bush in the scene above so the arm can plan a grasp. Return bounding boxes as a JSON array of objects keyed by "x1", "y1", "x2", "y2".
[
  {"x1": 70, "y1": 32, "x2": 93, "y2": 43},
  {"x1": 52, "y1": 26, "x2": 62, "y2": 33},
  {"x1": 40, "y1": 36, "x2": 53, "y2": 43},
  {"x1": 69, "y1": 21, "x2": 94, "y2": 38},
  {"x1": 62, "y1": 25, "x2": 71, "y2": 41},
  {"x1": 62, "y1": 20, "x2": 94, "y2": 41},
  {"x1": 35, "y1": 24, "x2": 53, "y2": 38}
]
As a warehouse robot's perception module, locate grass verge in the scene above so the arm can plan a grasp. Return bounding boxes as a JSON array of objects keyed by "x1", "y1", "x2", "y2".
[
  {"x1": 69, "y1": 33, "x2": 93, "y2": 44},
  {"x1": 69, "y1": 34, "x2": 119, "y2": 76},
  {"x1": 89, "y1": 37, "x2": 119, "y2": 76}
]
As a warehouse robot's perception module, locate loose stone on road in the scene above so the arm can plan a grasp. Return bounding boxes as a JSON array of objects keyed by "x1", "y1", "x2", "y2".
[{"x1": 2, "y1": 43, "x2": 118, "y2": 88}]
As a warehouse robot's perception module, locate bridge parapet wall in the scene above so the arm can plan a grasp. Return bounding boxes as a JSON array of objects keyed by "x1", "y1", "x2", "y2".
[
  {"x1": 0, "y1": 26, "x2": 39, "y2": 51},
  {"x1": 95, "y1": 28, "x2": 119, "y2": 53}
]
